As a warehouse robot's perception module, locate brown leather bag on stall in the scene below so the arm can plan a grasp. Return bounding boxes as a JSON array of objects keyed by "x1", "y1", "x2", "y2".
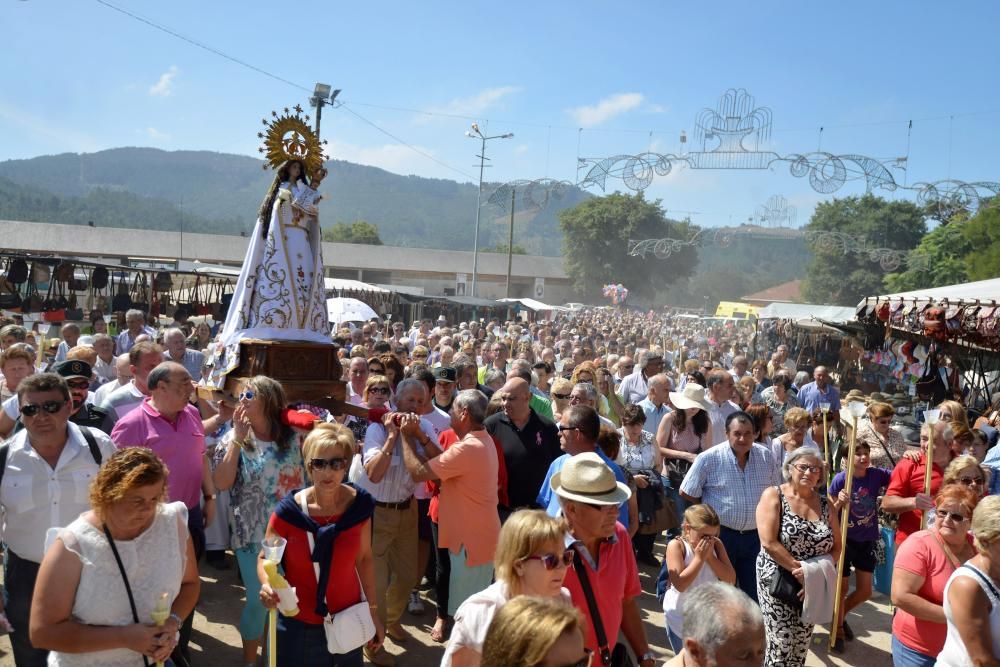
[{"x1": 923, "y1": 305, "x2": 947, "y2": 340}]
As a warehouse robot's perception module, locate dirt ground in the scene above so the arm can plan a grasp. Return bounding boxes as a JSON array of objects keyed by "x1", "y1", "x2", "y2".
[{"x1": 0, "y1": 540, "x2": 893, "y2": 666}]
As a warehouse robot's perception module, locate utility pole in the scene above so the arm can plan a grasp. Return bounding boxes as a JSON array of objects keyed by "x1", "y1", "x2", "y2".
[
  {"x1": 310, "y1": 84, "x2": 340, "y2": 140},
  {"x1": 466, "y1": 124, "x2": 513, "y2": 297},
  {"x1": 505, "y1": 186, "x2": 515, "y2": 298}
]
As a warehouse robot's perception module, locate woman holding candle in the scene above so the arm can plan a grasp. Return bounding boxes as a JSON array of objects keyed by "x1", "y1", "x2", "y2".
[
  {"x1": 30, "y1": 447, "x2": 200, "y2": 666},
  {"x1": 213, "y1": 376, "x2": 306, "y2": 666},
  {"x1": 258, "y1": 423, "x2": 382, "y2": 666}
]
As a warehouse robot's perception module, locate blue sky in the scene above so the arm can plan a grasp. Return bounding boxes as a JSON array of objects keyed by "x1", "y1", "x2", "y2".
[{"x1": 3, "y1": 0, "x2": 1000, "y2": 229}]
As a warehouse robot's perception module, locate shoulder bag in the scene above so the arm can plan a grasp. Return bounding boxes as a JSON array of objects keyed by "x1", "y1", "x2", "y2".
[
  {"x1": 103, "y1": 524, "x2": 152, "y2": 667},
  {"x1": 767, "y1": 487, "x2": 803, "y2": 610},
  {"x1": 571, "y1": 550, "x2": 635, "y2": 667},
  {"x1": 299, "y1": 491, "x2": 375, "y2": 655}
]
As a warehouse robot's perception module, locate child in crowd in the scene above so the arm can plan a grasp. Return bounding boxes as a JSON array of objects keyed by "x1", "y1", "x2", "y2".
[
  {"x1": 828, "y1": 440, "x2": 892, "y2": 652},
  {"x1": 662, "y1": 504, "x2": 736, "y2": 653}
]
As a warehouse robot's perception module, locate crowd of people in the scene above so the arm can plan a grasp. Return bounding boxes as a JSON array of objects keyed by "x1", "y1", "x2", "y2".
[{"x1": 0, "y1": 305, "x2": 999, "y2": 667}]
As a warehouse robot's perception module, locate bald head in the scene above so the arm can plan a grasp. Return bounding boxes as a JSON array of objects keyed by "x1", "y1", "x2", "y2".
[{"x1": 498, "y1": 377, "x2": 532, "y2": 422}]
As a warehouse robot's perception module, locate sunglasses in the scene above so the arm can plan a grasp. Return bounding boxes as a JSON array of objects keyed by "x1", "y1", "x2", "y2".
[
  {"x1": 552, "y1": 392, "x2": 571, "y2": 400},
  {"x1": 66, "y1": 379, "x2": 90, "y2": 390},
  {"x1": 239, "y1": 390, "x2": 255, "y2": 401},
  {"x1": 369, "y1": 386, "x2": 391, "y2": 395},
  {"x1": 21, "y1": 400, "x2": 66, "y2": 417},
  {"x1": 938, "y1": 510, "x2": 970, "y2": 523},
  {"x1": 522, "y1": 549, "x2": 575, "y2": 570},
  {"x1": 557, "y1": 424, "x2": 579, "y2": 433},
  {"x1": 310, "y1": 457, "x2": 348, "y2": 471},
  {"x1": 958, "y1": 476, "x2": 985, "y2": 487}
]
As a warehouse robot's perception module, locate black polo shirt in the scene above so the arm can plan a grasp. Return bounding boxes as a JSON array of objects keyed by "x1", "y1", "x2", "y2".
[{"x1": 485, "y1": 409, "x2": 561, "y2": 510}]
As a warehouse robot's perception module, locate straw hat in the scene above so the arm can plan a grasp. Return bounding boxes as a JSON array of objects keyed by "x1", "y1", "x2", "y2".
[
  {"x1": 844, "y1": 389, "x2": 866, "y2": 404},
  {"x1": 668, "y1": 383, "x2": 714, "y2": 413},
  {"x1": 550, "y1": 453, "x2": 632, "y2": 506}
]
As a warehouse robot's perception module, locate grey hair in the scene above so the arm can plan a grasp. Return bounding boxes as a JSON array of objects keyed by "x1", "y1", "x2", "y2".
[
  {"x1": 0, "y1": 325, "x2": 27, "y2": 342},
  {"x1": 163, "y1": 327, "x2": 185, "y2": 341},
  {"x1": 125, "y1": 309, "x2": 146, "y2": 322},
  {"x1": 681, "y1": 582, "x2": 763, "y2": 656},
  {"x1": 395, "y1": 377, "x2": 427, "y2": 400},
  {"x1": 147, "y1": 361, "x2": 187, "y2": 390},
  {"x1": 573, "y1": 382, "x2": 598, "y2": 401},
  {"x1": 509, "y1": 358, "x2": 531, "y2": 372},
  {"x1": 921, "y1": 422, "x2": 955, "y2": 442},
  {"x1": 61, "y1": 323, "x2": 80, "y2": 334},
  {"x1": 92, "y1": 333, "x2": 113, "y2": 345},
  {"x1": 484, "y1": 368, "x2": 506, "y2": 386},
  {"x1": 782, "y1": 446, "x2": 824, "y2": 482},
  {"x1": 453, "y1": 389, "x2": 488, "y2": 425},
  {"x1": 637, "y1": 349, "x2": 657, "y2": 370},
  {"x1": 793, "y1": 371, "x2": 810, "y2": 386}
]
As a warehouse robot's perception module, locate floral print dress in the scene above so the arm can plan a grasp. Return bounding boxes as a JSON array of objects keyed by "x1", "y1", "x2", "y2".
[{"x1": 214, "y1": 431, "x2": 306, "y2": 551}]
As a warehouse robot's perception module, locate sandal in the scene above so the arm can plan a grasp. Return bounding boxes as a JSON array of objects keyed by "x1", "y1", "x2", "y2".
[{"x1": 430, "y1": 617, "x2": 452, "y2": 643}]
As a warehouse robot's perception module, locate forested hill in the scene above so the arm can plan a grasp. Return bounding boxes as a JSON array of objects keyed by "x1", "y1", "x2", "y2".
[{"x1": 0, "y1": 147, "x2": 590, "y2": 255}]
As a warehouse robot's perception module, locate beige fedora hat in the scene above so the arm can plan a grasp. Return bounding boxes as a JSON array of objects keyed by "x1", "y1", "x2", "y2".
[{"x1": 550, "y1": 452, "x2": 632, "y2": 506}]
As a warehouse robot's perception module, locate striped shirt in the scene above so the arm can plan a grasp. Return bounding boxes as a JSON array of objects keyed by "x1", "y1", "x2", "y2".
[
  {"x1": 680, "y1": 441, "x2": 781, "y2": 531},
  {"x1": 356, "y1": 418, "x2": 435, "y2": 503}
]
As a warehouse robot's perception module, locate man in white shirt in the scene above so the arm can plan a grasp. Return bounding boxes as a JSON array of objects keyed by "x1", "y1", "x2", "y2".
[
  {"x1": 93, "y1": 353, "x2": 132, "y2": 406},
  {"x1": 91, "y1": 333, "x2": 118, "y2": 385},
  {"x1": 0, "y1": 372, "x2": 116, "y2": 666},
  {"x1": 705, "y1": 370, "x2": 740, "y2": 441}
]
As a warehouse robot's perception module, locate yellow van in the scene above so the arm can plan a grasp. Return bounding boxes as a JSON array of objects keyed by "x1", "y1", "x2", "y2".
[{"x1": 714, "y1": 301, "x2": 759, "y2": 319}]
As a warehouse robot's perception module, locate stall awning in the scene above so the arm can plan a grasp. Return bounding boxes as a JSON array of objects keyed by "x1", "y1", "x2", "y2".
[
  {"x1": 861, "y1": 277, "x2": 1000, "y2": 306},
  {"x1": 498, "y1": 297, "x2": 569, "y2": 312},
  {"x1": 324, "y1": 278, "x2": 389, "y2": 293},
  {"x1": 757, "y1": 302, "x2": 856, "y2": 323}
]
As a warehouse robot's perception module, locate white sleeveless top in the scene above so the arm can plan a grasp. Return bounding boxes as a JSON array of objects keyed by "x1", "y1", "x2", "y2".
[
  {"x1": 937, "y1": 562, "x2": 1000, "y2": 667},
  {"x1": 662, "y1": 538, "x2": 721, "y2": 635},
  {"x1": 48, "y1": 502, "x2": 189, "y2": 667}
]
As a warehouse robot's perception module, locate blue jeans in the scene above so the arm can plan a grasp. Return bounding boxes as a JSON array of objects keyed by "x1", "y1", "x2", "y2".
[
  {"x1": 891, "y1": 636, "x2": 936, "y2": 667},
  {"x1": 276, "y1": 615, "x2": 363, "y2": 667},
  {"x1": 719, "y1": 526, "x2": 760, "y2": 604}
]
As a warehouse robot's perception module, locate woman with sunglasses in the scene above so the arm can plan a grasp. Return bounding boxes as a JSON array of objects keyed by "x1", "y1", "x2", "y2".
[
  {"x1": 443, "y1": 509, "x2": 572, "y2": 667},
  {"x1": 212, "y1": 376, "x2": 306, "y2": 666},
  {"x1": 891, "y1": 485, "x2": 978, "y2": 667},
  {"x1": 855, "y1": 401, "x2": 907, "y2": 472},
  {"x1": 259, "y1": 422, "x2": 382, "y2": 666}
]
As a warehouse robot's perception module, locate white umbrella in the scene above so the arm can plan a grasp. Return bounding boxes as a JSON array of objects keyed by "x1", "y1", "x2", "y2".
[{"x1": 327, "y1": 297, "x2": 378, "y2": 324}]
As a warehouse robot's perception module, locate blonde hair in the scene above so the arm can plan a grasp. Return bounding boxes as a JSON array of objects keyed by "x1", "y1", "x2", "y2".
[
  {"x1": 493, "y1": 510, "x2": 566, "y2": 596},
  {"x1": 481, "y1": 596, "x2": 585, "y2": 667},
  {"x1": 783, "y1": 407, "x2": 811, "y2": 428},
  {"x1": 867, "y1": 401, "x2": 895, "y2": 420},
  {"x1": 972, "y1": 495, "x2": 1000, "y2": 555},
  {"x1": 302, "y1": 422, "x2": 357, "y2": 475},
  {"x1": 90, "y1": 447, "x2": 168, "y2": 517},
  {"x1": 550, "y1": 377, "x2": 573, "y2": 398},
  {"x1": 938, "y1": 400, "x2": 970, "y2": 430},
  {"x1": 683, "y1": 503, "x2": 721, "y2": 531},
  {"x1": 943, "y1": 454, "x2": 990, "y2": 490}
]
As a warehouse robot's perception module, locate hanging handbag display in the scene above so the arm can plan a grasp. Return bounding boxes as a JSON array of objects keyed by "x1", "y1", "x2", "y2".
[{"x1": 299, "y1": 493, "x2": 375, "y2": 655}]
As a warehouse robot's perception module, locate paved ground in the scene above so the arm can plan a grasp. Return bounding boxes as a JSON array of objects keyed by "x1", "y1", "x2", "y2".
[{"x1": 0, "y1": 540, "x2": 893, "y2": 666}]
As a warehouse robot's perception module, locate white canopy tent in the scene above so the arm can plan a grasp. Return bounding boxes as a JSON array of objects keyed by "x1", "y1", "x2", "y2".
[
  {"x1": 324, "y1": 277, "x2": 389, "y2": 293},
  {"x1": 861, "y1": 277, "x2": 1000, "y2": 305},
  {"x1": 757, "y1": 302, "x2": 856, "y2": 323},
  {"x1": 498, "y1": 297, "x2": 571, "y2": 313}
]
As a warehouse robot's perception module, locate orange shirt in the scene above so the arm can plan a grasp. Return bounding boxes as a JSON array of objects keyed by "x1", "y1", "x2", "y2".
[{"x1": 428, "y1": 429, "x2": 500, "y2": 567}]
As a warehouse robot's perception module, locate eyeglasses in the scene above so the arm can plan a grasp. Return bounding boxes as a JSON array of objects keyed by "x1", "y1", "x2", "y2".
[
  {"x1": 557, "y1": 424, "x2": 579, "y2": 433},
  {"x1": 958, "y1": 476, "x2": 985, "y2": 487},
  {"x1": 239, "y1": 390, "x2": 255, "y2": 401},
  {"x1": 369, "y1": 386, "x2": 391, "y2": 395},
  {"x1": 310, "y1": 457, "x2": 348, "y2": 471},
  {"x1": 21, "y1": 400, "x2": 66, "y2": 417},
  {"x1": 792, "y1": 463, "x2": 823, "y2": 474},
  {"x1": 938, "y1": 510, "x2": 970, "y2": 523},
  {"x1": 552, "y1": 392, "x2": 571, "y2": 400},
  {"x1": 522, "y1": 549, "x2": 575, "y2": 571},
  {"x1": 66, "y1": 379, "x2": 90, "y2": 390}
]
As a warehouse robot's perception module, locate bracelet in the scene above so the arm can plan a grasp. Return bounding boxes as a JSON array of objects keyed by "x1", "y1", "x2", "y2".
[
  {"x1": 368, "y1": 603, "x2": 378, "y2": 610},
  {"x1": 204, "y1": 494, "x2": 217, "y2": 501},
  {"x1": 169, "y1": 613, "x2": 183, "y2": 626}
]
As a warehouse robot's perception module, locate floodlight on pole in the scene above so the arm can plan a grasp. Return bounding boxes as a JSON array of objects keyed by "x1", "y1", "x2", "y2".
[
  {"x1": 310, "y1": 83, "x2": 340, "y2": 139},
  {"x1": 467, "y1": 123, "x2": 513, "y2": 297}
]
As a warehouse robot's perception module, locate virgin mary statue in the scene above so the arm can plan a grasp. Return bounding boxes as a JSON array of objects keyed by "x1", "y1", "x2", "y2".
[{"x1": 214, "y1": 158, "x2": 330, "y2": 381}]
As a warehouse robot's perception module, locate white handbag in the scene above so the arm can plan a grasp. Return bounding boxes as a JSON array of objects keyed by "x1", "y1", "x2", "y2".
[{"x1": 300, "y1": 492, "x2": 376, "y2": 655}]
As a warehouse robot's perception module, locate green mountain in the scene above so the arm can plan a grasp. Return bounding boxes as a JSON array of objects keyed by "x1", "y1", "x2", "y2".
[{"x1": 0, "y1": 148, "x2": 590, "y2": 255}]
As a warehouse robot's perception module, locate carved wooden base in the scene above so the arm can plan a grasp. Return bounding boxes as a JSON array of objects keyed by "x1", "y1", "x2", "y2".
[{"x1": 197, "y1": 339, "x2": 367, "y2": 418}]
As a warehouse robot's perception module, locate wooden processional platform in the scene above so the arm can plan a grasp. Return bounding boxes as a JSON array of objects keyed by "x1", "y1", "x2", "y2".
[{"x1": 197, "y1": 339, "x2": 367, "y2": 418}]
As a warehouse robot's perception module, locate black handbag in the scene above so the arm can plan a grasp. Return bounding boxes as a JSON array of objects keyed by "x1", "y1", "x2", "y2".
[
  {"x1": 572, "y1": 551, "x2": 635, "y2": 667},
  {"x1": 768, "y1": 487, "x2": 803, "y2": 610}
]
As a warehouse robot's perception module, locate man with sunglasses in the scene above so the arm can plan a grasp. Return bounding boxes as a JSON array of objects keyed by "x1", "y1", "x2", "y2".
[
  {"x1": 0, "y1": 373, "x2": 116, "y2": 666},
  {"x1": 552, "y1": 453, "x2": 655, "y2": 667},
  {"x1": 51, "y1": 360, "x2": 115, "y2": 434}
]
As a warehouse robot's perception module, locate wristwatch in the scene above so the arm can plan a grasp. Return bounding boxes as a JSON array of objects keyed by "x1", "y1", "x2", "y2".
[
  {"x1": 639, "y1": 652, "x2": 656, "y2": 666},
  {"x1": 204, "y1": 494, "x2": 217, "y2": 501}
]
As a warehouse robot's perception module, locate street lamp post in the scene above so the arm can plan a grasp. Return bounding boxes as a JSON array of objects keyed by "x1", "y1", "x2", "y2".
[
  {"x1": 466, "y1": 123, "x2": 513, "y2": 297},
  {"x1": 310, "y1": 83, "x2": 341, "y2": 140}
]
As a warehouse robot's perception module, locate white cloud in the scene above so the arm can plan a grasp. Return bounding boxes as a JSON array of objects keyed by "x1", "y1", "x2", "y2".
[
  {"x1": 416, "y1": 86, "x2": 521, "y2": 123},
  {"x1": 146, "y1": 127, "x2": 170, "y2": 141},
  {"x1": 569, "y1": 92, "x2": 645, "y2": 127},
  {"x1": 325, "y1": 139, "x2": 439, "y2": 176},
  {"x1": 149, "y1": 66, "x2": 179, "y2": 97}
]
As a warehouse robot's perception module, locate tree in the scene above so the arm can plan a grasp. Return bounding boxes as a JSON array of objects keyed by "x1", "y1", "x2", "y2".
[
  {"x1": 960, "y1": 200, "x2": 1000, "y2": 281},
  {"x1": 884, "y1": 212, "x2": 972, "y2": 293},
  {"x1": 558, "y1": 192, "x2": 698, "y2": 303},
  {"x1": 322, "y1": 220, "x2": 383, "y2": 245},
  {"x1": 801, "y1": 194, "x2": 926, "y2": 305},
  {"x1": 482, "y1": 243, "x2": 527, "y2": 255}
]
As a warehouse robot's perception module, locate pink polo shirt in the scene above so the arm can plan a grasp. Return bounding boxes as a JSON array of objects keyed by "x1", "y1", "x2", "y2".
[{"x1": 110, "y1": 399, "x2": 206, "y2": 509}]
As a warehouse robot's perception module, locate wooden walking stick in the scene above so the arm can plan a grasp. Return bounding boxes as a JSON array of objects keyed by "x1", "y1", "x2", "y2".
[
  {"x1": 830, "y1": 401, "x2": 867, "y2": 650},
  {"x1": 820, "y1": 402, "x2": 831, "y2": 483},
  {"x1": 921, "y1": 409, "x2": 942, "y2": 530}
]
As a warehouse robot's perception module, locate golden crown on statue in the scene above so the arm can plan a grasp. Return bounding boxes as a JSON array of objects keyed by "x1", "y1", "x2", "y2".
[{"x1": 257, "y1": 104, "x2": 327, "y2": 180}]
